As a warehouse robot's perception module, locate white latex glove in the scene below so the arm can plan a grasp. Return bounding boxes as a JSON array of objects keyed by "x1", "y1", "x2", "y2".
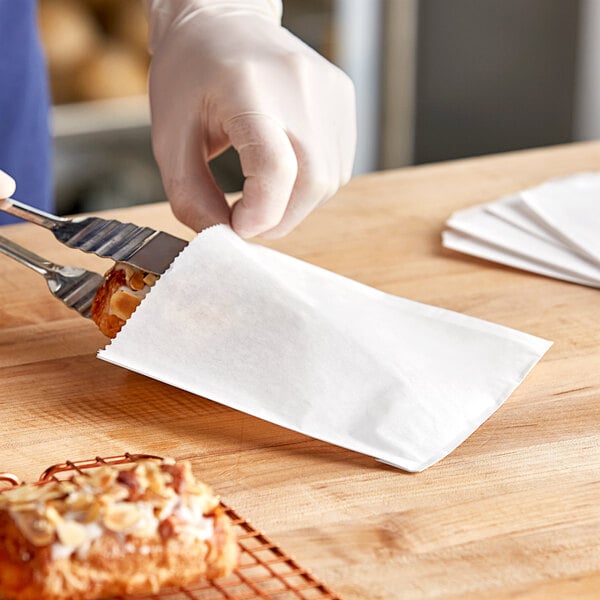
[
  {"x1": 0, "y1": 169, "x2": 16, "y2": 200},
  {"x1": 146, "y1": 0, "x2": 356, "y2": 238}
]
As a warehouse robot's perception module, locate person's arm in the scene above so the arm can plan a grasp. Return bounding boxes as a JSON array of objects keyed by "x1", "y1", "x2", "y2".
[
  {"x1": 146, "y1": 0, "x2": 356, "y2": 238},
  {"x1": 0, "y1": 170, "x2": 16, "y2": 200}
]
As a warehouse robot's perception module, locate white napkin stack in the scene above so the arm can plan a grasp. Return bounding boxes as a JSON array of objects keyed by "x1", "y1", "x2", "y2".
[
  {"x1": 442, "y1": 172, "x2": 600, "y2": 288},
  {"x1": 99, "y1": 225, "x2": 551, "y2": 472}
]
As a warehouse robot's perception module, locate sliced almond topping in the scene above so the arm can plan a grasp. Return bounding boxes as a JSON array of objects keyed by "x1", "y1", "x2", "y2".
[
  {"x1": 0, "y1": 480, "x2": 73, "y2": 511},
  {"x1": 85, "y1": 501, "x2": 101, "y2": 524},
  {"x1": 124, "y1": 265, "x2": 136, "y2": 281},
  {"x1": 1, "y1": 484, "x2": 45, "y2": 506},
  {"x1": 109, "y1": 289, "x2": 142, "y2": 321},
  {"x1": 129, "y1": 270, "x2": 145, "y2": 291},
  {"x1": 103, "y1": 502, "x2": 141, "y2": 532},
  {"x1": 6, "y1": 501, "x2": 37, "y2": 512},
  {"x1": 12, "y1": 511, "x2": 56, "y2": 546},
  {"x1": 78, "y1": 466, "x2": 116, "y2": 490},
  {"x1": 56, "y1": 519, "x2": 88, "y2": 548},
  {"x1": 38, "y1": 484, "x2": 68, "y2": 503},
  {"x1": 100, "y1": 484, "x2": 129, "y2": 504},
  {"x1": 45, "y1": 505, "x2": 62, "y2": 526},
  {"x1": 66, "y1": 491, "x2": 94, "y2": 511},
  {"x1": 146, "y1": 465, "x2": 169, "y2": 496},
  {"x1": 143, "y1": 273, "x2": 157, "y2": 286},
  {"x1": 133, "y1": 464, "x2": 150, "y2": 493}
]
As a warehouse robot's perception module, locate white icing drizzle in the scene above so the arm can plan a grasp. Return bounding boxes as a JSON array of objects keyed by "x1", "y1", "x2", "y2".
[
  {"x1": 115, "y1": 284, "x2": 150, "y2": 300},
  {"x1": 51, "y1": 521, "x2": 103, "y2": 561},
  {"x1": 49, "y1": 497, "x2": 214, "y2": 559}
]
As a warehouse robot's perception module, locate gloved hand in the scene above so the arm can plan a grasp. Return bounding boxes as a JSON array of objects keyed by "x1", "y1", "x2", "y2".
[
  {"x1": 0, "y1": 169, "x2": 16, "y2": 200},
  {"x1": 146, "y1": 0, "x2": 356, "y2": 238}
]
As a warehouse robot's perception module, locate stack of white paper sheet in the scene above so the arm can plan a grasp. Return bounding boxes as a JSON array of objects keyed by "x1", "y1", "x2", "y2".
[{"x1": 442, "y1": 172, "x2": 600, "y2": 288}]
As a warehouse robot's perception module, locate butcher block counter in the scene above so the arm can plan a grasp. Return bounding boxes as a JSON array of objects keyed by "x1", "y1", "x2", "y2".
[{"x1": 0, "y1": 142, "x2": 599, "y2": 599}]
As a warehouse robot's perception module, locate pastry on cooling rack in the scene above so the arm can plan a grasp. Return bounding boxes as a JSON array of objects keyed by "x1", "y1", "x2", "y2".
[
  {"x1": 0, "y1": 459, "x2": 238, "y2": 600},
  {"x1": 91, "y1": 263, "x2": 157, "y2": 338}
]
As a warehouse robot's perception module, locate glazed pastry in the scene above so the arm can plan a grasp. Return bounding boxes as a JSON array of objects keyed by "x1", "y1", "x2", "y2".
[
  {"x1": 91, "y1": 263, "x2": 157, "y2": 338},
  {"x1": 0, "y1": 459, "x2": 238, "y2": 600}
]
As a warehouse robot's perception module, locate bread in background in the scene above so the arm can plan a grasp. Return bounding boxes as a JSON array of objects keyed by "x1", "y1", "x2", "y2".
[
  {"x1": 108, "y1": 0, "x2": 149, "y2": 56},
  {"x1": 38, "y1": 0, "x2": 149, "y2": 104},
  {"x1": 74, "y1": 42, "x2": 148, "y2": 101}
]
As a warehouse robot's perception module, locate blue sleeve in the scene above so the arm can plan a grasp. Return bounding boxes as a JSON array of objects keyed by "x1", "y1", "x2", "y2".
[{"x1": 0, "y1": 0, "x2": 53, "y2": 225}]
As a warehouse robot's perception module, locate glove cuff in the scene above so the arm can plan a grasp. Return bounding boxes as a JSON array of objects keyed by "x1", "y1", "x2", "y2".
[{"x1": 146, "y1": 0, "x2": 283, "y2": 53}]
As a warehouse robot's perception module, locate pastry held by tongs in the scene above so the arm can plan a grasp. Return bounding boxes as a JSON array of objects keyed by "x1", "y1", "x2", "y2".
[{"x1": 0, "y1": 197, "x2": 187, "y2": 337}]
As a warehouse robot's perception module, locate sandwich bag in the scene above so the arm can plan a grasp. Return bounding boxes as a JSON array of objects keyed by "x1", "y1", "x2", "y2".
[{"x1": 99, "y1": 225, "x2": 551, "y2": 472}]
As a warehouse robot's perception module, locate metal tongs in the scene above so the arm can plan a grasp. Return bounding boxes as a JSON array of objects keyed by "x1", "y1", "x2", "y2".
[{"x1": 0, "y1": 198, "x2": 188, "y2": 318}]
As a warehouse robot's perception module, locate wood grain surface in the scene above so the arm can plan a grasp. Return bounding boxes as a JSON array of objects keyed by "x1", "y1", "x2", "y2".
[{"x1": 0, "y1": 142, "x2": 599, "y2": 599}]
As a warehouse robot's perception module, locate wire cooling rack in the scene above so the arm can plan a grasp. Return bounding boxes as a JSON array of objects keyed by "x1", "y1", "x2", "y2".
[{"x1": 0, "y1": 453, "x2": 340, "y2": 600}]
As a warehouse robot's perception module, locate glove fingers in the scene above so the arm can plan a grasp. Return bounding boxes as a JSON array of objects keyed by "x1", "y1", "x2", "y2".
[
  {"x1": 260, "y1": 87, "x2": 356, "y2": 239},
  {"x1": 225, "y1": 113, "x2": 298, "y2": 238},
  {"x1": 169, "y1": 171, "x2": 231, "y2": 233},
  {"x1": 153, "y1": 130, "x2": 230, "y2": 233},
  {"x1": 259, "y1": 137, "x2": 339, "y2": 239}
]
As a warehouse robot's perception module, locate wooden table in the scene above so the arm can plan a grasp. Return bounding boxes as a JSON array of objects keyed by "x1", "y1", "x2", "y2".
[{"x1": 1, "y1": 142, "x2": 599, "y2": 599}]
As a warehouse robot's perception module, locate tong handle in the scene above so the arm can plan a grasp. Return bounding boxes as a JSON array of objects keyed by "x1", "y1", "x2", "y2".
[
  {"x1": 0, "y1": 198, "x2": 69, "y2": 229},
  {"x1": 0, "y1": 235, "x2": 59, "y2": 278}
]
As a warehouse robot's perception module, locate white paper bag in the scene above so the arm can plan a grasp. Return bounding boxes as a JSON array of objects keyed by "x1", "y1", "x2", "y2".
[{"x1": 99, "y1": 225, "x2": 551, "y2": 472}]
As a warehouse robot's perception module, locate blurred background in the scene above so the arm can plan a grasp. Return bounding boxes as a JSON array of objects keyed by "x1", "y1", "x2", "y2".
[{"x1": 40, "y1": 0, "x2": 599, "y2": 215}]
